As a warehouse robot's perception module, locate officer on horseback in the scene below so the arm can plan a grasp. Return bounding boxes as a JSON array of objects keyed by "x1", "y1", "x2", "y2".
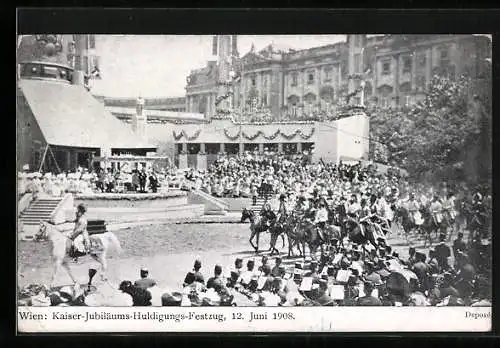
[
  {"x1": 68, "y1": 203, "x2": 90, "y2": 260},
  {"x1": 407, "y1": 192, "x2": 422, "y2": 227},
  {"x1": 260, "y1": 201, "x2": 277, "y2": 229},
  {"x1": 346, "y1": 194, "x2": 361, "y2": 225},
  {"x1": 314, "y1": 197, "x2": 329, "y2": 243},
  {"x1": 276, "y1": 193, "x2": 288, "y2": 225}
]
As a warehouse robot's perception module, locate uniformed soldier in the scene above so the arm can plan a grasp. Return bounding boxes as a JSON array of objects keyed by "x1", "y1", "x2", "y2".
[
  {"x1": 68, "y1": 203, "x2": 90, "y2": 260},
  {"x1": 314, "y1": 197, "x2": 329, "y2": 243}
]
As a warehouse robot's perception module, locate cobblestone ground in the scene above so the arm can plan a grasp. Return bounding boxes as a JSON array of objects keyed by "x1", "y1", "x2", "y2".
[{"x1": 18, "y1": 221, "x2": 463, "y2": 295}]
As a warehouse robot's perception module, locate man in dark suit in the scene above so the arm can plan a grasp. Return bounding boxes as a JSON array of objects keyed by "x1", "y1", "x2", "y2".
[
  {"x1": 138, "y1": 168, "x2": 147, "y2": 192},
  {"x1": 412, "y1": 252, "x2": 430, "y2": 292},
  {"x1": 452, "y1": 232, "x2": 467, "y2": 258},
  {"x1": 357, "y1": 281, "x2": 382, "y2": 306},
  {"x1": 134, "y1": 268, "x2": 157, "y2": 290},
  {"x1": 183, "y1": 259, "x2": 205, "y2": 287},
  {"x1": 315, "y1": 279, "x2": 335, "y2": 306},
  {"x1": 207, "y1": 264, "x2": 227, "y2": 294}
]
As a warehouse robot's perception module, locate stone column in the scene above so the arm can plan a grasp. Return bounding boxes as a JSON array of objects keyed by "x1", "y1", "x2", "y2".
[
  {"x1": 425, "y1": 48, "x2": 432, "y2": 87},
  {"x1": 258, "y1": 143, "x2": 264, "y2": 153},
  {"x1": 182, "y1": 143, "x2": 187, "y2": 153},
  {"x1": 278, "y1": 143, "x2": 283, "y2": 154},
  {"x1": 178, "y1": 154, "x2": 188, "y2": 169},
  {"x1": 197, "y1": 151, "x2": 207, "y2": 171},
  {"x1": 239, "y1": 143, "x2": 244, "y2": 155},
  {"x1": 66, "y1": 151, "x2": 71, "y2": 172},
  {"x1": 411, "y1": 51, "x2": 417, "y2": 91},
  {"x1": 220, "y1": 143, "x2": 225, "y2": 153},
  {"x1": 297, "y1": 142, "x2": 303, "y2": 154},
  {"x1": 393, "y1": 54, "x2": 400, "y2": 107},
  {"x1": 73, "y1": 151, "x2": 79, "y2": 170}
]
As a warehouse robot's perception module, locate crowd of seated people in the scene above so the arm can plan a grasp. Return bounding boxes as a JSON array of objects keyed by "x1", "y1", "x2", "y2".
[{"x1": 17, "y1": 164, "x2": 191, "y2": 197}]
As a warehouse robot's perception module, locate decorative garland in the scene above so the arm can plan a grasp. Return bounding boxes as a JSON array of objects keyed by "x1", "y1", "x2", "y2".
[
  {"x1": 224, "y1": 129, "x2": 241, "y2": 141},
  {"x1": 281, "y1": 128, "x2": 316, "y2": 140},
  {"x1": 222, "y1": 128, "x2": 315, "y2": 141},
  {"x1": 173, "y1": 129, "x2": 201, "y2": 141},
  {"x1": 242, "y1": 131, "x2": 261, "y2": 141}
]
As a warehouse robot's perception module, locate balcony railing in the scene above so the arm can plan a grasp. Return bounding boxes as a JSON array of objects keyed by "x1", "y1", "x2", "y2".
[{"x1": 212, "y1": 105, "x2": 367, "y2": 124}]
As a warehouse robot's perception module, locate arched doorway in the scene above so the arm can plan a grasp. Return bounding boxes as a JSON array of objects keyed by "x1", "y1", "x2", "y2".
[
  {"x1": 319, "y1": 85, "x2": 334, "y2": 113},
  {"x1": 198, "y1": 95, "x2": 208, "y2": 114},
  {"x1": 303, "y1": 92, "x2": 317, "y2": 116},
  {"x1": 377, "y1": 84, "x2": 393, "y2": 108},
  {"x1": 287, "y1": 94, "x2": 300, "y2": 118}
]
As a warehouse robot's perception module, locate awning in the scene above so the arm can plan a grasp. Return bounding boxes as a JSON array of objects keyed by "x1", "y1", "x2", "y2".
[{"x1": 19, "y1": 79, "x2": 155, "y2": 150}]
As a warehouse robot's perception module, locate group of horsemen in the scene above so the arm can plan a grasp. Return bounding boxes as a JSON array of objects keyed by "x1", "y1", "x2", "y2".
[{"x1": 255, "y1": 186, "x2": 488, "y2": 246}]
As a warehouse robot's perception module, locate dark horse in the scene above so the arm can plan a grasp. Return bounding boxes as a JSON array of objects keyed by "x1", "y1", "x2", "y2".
[
  {"x1": 393, "y1": 206, "x2": 421, "y2": 245},
  {"x1": 343, "y1": 218, "x2": 383, "y2": 250},
  {"x1": 241, "y1": 208, "x2": 284, "y2": 253},
  {"x1": 419, "y1": 206, "x2": 445, "y2": 248},
  {"x1": 286, "y1": 215, "x2": 342, "y2": 260}
]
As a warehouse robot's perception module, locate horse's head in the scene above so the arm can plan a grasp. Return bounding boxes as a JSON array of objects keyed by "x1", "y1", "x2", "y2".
[
  {"x1": 34, "y1": 221, "x2": 49, "y2": 241},
  {"x1": 241, "y1": 208, "x2": 254, "y2": 223}
]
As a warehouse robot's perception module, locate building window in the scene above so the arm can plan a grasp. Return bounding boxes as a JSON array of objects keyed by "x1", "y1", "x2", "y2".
[
  {"x1": 307, "y1": 71, "x2": 315, "y2": 85},
  {"x1": 403, "y1": 56, "x2": 412, "y2": 73},
  {"x1": 83, "y1": 56, "x2": 89, "y2": 74},
  {"x1": 89, "y1": 35, "x2": 96, "y2": 49},
  {"x1": 354, "y1": 53, "x2": 361, "y2": 74},
  {"x1": 416, "y1": 75, "x2": 426, "y2": 92},
  {"x1": 418, "y1": 53, "x2": 427, "y2": 68},
  {"x1": 74, "y1": 55, "x2": 81, "y2": 70},
  {"x1": 91, "y1": 56, "x2": 100, "y2": 70},
  {"x1": 291, "y1": 72, "x2": 298, "y2": 87},
  {"x1": 440, "y1": 48, "x2": 450, "y2": 66},
  {"x1": 380, "y1": 97, "x2": 390, "y2": 108},
  {"x1": 404, "y1": 95, "x2": 412, "y2": 107},
  {"x1": 261, "y1": 94, "x2": 268, "y2": 106},
  {"x1": 382, "y1": 59, "x2": 391, "y2": 75},
  {"x1": 251, "y1": 77, "x2": 256, "y2": 87},
  {"x1": 324, "y1": 67, "x2": 332, "y2": 82}
]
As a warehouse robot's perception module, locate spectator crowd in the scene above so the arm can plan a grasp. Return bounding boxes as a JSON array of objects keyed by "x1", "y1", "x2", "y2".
[{"x1": 17, "y1": 165, "x2": 192, "y2": 198}]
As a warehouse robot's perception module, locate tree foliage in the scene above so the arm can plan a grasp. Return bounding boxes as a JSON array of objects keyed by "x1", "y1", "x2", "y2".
[{"x1": 369, "y1": 73, "x2": 491, "y2": 187}]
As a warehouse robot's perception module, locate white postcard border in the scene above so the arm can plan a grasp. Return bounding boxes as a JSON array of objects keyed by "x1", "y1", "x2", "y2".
[{"x1": 18, "y1": 306, "x2": 492, "y2": 333}]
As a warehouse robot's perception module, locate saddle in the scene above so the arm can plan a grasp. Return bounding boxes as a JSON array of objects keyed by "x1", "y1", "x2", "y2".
[{"x1": 66, "y1": 235, "x2": 91, "y2": 259}]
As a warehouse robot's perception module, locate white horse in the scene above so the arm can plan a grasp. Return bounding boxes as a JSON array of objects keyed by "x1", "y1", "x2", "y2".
[{"x1": 36, "y1": 221, "x2": 122, "y2": 289}]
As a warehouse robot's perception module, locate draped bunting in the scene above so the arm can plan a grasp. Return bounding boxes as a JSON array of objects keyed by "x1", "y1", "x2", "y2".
[
  {"x1": 173, "y1": 129, "x2": 201, "y2": 141},
  {"x1": 223, "y1": 129, "x2": 240, "y2": 141},
  {"x1": 223, "y1": 128, "x2": 315, "y2": 141}
]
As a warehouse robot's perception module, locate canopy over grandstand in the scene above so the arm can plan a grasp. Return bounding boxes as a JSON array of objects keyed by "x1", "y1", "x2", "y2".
[{"x1": 17, "y1": 78, "x2": 156, "y2": 173}]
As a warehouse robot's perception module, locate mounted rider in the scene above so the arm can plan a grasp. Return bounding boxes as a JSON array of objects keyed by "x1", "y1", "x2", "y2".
[
  {"x1": 68, "y1": 203, "x2": 91, "y2": 259},
  {"x1": 441, "y1": 191, "x2": 457, "y2": 223},
  {"x1": 345, "y1": 194, "x2": 361, "y2": 225},
  {"x1": 407, "y1": 192, "x2": 423, "y2": 226},
  {"x1": 294, "y1": 195, "x2": 308, "y2": 219},
  {"x1": 260, "y1": 201, "x2": 277, "y2": 230},
  {"x1": 313, "y1": 197, "x2": 329, "y2": 243},
  {"x1": 276, "y1": 193, "x2": 288, "y2": 225},
  {"x1": 429, "y1": 195, "x2": 444, "y2": 226}
]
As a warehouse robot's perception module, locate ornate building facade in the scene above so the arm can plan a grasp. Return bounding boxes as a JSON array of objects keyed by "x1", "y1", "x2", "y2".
[{"x1": 185, "y1": 34, "x2": 491, "y2": 121}]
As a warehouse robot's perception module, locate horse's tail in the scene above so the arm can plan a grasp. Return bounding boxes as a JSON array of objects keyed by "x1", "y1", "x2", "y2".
[{"x1": 104, "y1": 232, "x2": 122, "y2": 254}]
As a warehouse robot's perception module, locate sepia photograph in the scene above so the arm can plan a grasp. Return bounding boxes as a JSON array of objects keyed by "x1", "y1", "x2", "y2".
[{"x1": 17, "y1": 31, "x2": 492, "y2": 331}]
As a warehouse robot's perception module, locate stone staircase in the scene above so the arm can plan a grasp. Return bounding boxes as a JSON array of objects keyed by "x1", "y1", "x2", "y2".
[{"x1": 19, "y1": 196, "x2": 63, "y2": 226}]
